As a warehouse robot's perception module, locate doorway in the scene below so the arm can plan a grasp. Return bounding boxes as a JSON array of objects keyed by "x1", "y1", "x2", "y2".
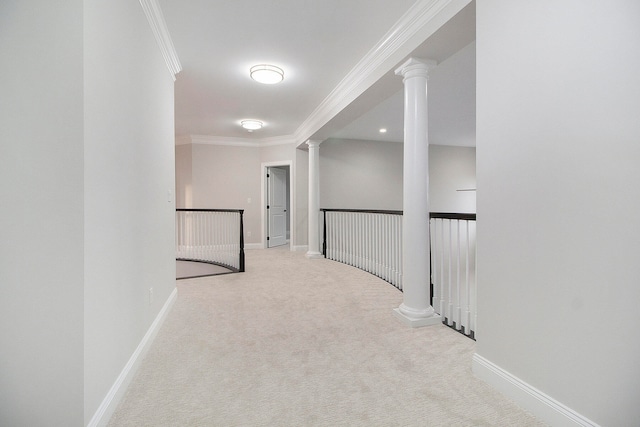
[{"x1": 261, "y1": 161, "x2": 293, "y2": 249}]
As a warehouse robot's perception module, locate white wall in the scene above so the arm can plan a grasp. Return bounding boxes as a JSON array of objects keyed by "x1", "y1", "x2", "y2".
[
  {"x1": 429, "y1": 145, "x2": 476, "y2": 213},
  {"x1": 320, "y1": 139, "x2": 403, "y2": 210},
  {"x1": 175, "y1": 143, "x2": 193, "y2": 208},
  {"x1": 476, "y1": 2, "x2": 640, "y2": 426},
  {"x1": 0, "y1": 1, "x2": 177, "y2": 425},
  {"x1": 83, "y1": 1, "x2": 177, "y2": 424},
  {"x1": 191, "y1": 144, "x2": 261, "y2": 243},
  {"x1": 0, "y1": 2, "x2": 85, "y2": 425},
  {"x1": 320, "y1": 139, "x2": 476, "y2": 213}
]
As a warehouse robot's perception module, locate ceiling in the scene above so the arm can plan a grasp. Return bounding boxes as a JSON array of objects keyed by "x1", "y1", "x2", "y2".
[{"x1": 159, "y1": 0, "x2": 476, "y2": 146}]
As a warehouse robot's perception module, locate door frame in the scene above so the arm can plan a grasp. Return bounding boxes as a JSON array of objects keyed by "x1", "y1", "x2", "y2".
[{"x1": 261, "y1": 160, "x2": 294, "y2": 250}]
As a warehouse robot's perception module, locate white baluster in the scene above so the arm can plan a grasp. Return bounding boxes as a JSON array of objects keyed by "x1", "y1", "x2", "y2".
[
  {"x1": 337, "y1": 212, "x2": 342, "y2": 262},
  {"x1": 385, "y1": 214, "x2": 389, "y2": 280},
  {"x1": 364, "y1": 213, "x2": 368, "y2": 271},
  {"x1": 356, "y1": 213, "x2": 362, "y2": 269},
  {"x1": 430, "y1": 218, "x2": 437, "y2": 314},
  {"x1": 464, "y1": 220, "x2": 471, "y2": 335},
  {"x1": 377, "y1": 214, "x2": 382, "y2": 278}
]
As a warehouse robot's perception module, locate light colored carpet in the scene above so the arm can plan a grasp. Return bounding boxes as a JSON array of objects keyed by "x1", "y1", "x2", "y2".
[{"x1": 109, "y1": 246, "x2": 545, "y2": 426}]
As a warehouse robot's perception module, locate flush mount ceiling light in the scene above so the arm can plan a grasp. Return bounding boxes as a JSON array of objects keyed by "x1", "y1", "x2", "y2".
[
  {"x1": 379, "y1": 128, "x2": 387, "y2": 133},
  {"x1": 250, "y1": 64, "x2": 284, "y2": 84},
  {"x1": 240, "y1": 119, "x2": 263, "y2": 131}
]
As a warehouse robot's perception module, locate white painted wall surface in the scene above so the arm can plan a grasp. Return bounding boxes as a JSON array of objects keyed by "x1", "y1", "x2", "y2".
[
  {"x1": 0, "y1": 2, "x2": 84, "y2": 425},
  {"x1": 320, "y1": 139, "x2": 403, "y2": 210},
  {"x1": 259, "y1": 142, "x2": 296, "y2": 164},
  {"x1": 175, "y1": 144, "x2": 193, "y2": 208},
  {"x1": 191, "y1": 144, "x2": 261, "y2": 243},
  {"x1": 429, "y1": 145, "x2": 476, "y2": 213},
  {"x1": 320, "y1": 139, "x2": 475, "y2": 213},
  {"x1": 83, "y1": 0, "x2": 177, "y2": 424},
  {"x1": 476, "y1": 2, "x2": 640, "y2": 426}
]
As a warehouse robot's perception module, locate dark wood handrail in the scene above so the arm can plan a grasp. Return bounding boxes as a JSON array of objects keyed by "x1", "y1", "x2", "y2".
[
  {"x1": 320, "y1": 209, "x2": 476, "y2": 221},
  {"x1": 320, "y1": 208, "x2": 476, "y2": 258},
  {"x1": 430, "y1": 212, "x2": 476, "y2": 221},
  {"x1": 320, "y1": 208, "x2": 403, "y2": 215},
  {"x1": 177, "y1": 208, "x2": 245, "y2": 213}
]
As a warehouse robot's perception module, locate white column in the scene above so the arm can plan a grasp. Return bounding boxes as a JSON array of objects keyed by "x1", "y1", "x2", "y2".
[
  {"x1": 393, "y1": 58, "x2": 441, "y2": 327},
  {"x1": 306, "y1": 140, "x2": 323, "y2": 259}
]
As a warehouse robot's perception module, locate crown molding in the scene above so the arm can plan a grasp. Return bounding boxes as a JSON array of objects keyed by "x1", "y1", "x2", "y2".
[
  {"x1": 293, "y1": 0, "x2": 471, "y2": 147},
  {"x1": 260, "y1": 135, "x2": 298, "y2": 147},
  {"x1": 187, "y1": 134, "x2": 297, "y2": 148},
  {"x1": 191, "y1": 135, "x2": 259, "y2": 147},
  {"x1": 139, "y1": 0, "x2": 182, "y2": 81}
]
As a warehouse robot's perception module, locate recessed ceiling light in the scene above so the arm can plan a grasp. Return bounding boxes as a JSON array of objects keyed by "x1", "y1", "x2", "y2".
[
  {"x1": 241, "y1": 119, "x2": 263, "y2": 131},
  {"x1": 250, "y1": 64, "x2": 284, "y2": 84},
  {"x1": 379, "y1": 128, "x2": 387, "y2": 133}
]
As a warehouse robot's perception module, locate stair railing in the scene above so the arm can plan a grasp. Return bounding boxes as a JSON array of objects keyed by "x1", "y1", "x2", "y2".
[
  {"x1": 321, "y1": 209, "x2": 403, "y2": 290},
  {"x1": 429, "y1": 213, "x2": 476, "y2": 338},
  {"x1": 175, "y1": 209, "x2": 245, "y2": 273},
  {"x1": 321, "y1": 208, "x2": 476, "y2": 338}
]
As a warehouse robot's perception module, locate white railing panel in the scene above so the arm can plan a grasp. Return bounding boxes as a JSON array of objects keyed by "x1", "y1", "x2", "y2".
[
  {"x1": 324, "y1": 211, "x2": 403, "y2": 291},
  {"x1": 175, "y1": 210, "x2": 243, "y2": 271},
  {"x1": 430, "y1": 216, "x2": 476, "y2": 337}
]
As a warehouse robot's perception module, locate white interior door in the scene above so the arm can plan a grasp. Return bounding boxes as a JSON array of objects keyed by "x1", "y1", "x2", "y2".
[{"x1": 267, "y1": 167, "x2": 287, "y2": 247}]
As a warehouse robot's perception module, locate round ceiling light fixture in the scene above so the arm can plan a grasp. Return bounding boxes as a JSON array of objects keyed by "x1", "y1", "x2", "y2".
[
  {"x1": 240, "y1": 119, "x2": 263, "y2": 131},
  {"x1": 250, "y1": 64, "x2": 284, "y2": 84}
]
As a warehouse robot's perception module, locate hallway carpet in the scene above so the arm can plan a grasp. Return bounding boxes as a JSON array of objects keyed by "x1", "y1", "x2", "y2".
[{"x1": 108, "y1": 246, "x2": 545, "y2": 426}]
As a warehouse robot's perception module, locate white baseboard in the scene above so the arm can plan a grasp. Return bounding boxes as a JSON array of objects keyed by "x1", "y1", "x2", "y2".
[
  {"x1": 292, "y1": 245, "x2": 308, "y2": 252},
  {"x1": 472, "y1": 353, "x2": 600, "y2": 427},
  {"x1": 88, "y1": 287, "x2": 178, "y2": 427},
  {"x1": 244, "y1": 243, "x2": 262, "y2": 250}
]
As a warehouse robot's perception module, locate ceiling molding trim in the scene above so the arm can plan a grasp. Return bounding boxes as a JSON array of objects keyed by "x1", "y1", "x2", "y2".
[
  {"x1": 190, "y1": 135, "x2": 260, "y2": 147},
  {"x1": 292, "y1": 0, "x2": 471, "y2": 147},
  {"x1": 139, "y1": 0, "x2": 182, "y2": 81},
  {"x1": 186, "y1": 134, "x2": 297, "y2": 148},
  {"x1": 259, "y1": 135, "x2": 298, "y2": 147}
]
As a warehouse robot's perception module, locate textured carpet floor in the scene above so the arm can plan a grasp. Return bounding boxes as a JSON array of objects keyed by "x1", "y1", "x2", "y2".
[{"x1": 108, "y1": 247, "x2": 545, "y2": 426}]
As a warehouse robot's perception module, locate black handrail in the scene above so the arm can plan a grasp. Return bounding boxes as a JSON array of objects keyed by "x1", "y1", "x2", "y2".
[
  {"x1": 320, "y1": 209, "x2": 476, "y2": 256},
  {"x1": 320, "y1": 208, "x2": 403, "y2": 215},
  {"x1": 430, "y1": 212, "x2": 476, "y2": 221},
  {"x1": 176, "y1": 208, "x2": 245, "y2": 213},
  {"x1": 320, "y1": 209, "x2": 475, "y2": 219}
]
